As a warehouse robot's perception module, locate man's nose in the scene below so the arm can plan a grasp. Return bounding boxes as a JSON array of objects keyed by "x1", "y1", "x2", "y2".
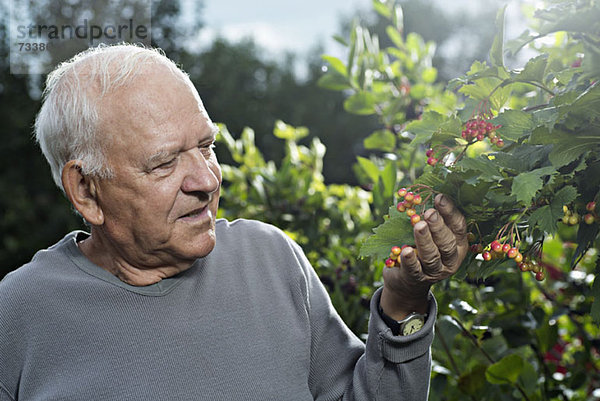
[{"x1": 181, "y1": 148, "x2": 220, "y2": 195}]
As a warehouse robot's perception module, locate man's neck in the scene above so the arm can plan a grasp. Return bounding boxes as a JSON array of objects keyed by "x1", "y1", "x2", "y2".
[{"x1": 77, "y1": 234, "x2": 191, "y2": 286}]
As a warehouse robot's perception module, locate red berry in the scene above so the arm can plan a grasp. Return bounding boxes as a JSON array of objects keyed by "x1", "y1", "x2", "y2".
[
  {"x1": 406, "y1": 208, "x2": 417, "y2": 217},
  {"x1": 413, "y1": 194, "x2": 422, "y2": 205},
  {"x1": 396, "y1": 203, "x2": 406, "y2": 212},
  {"x1": 586, "y1": 201, "x2": 596, "y2": 212},
  {"x1": 514, "y1": 252, "x2": 523, "y2": 263},
  {"x1": 476, "y1": 133, "x2": 484, "y2": 141},
  {"x1": 482, "y1": 251, "x2": 492, "y2": 261},
  {"x1": 502, "y1": 243, "x2": 511, "y2": 253},
  {"x1": 427, "y1": 157, "x2": 438, "y2": 166},
  {"x1": 490, "y1": 241, "x2": 502, "y2": 253},
  {"x1": 496, "y1": 139, "x2": 504, "y2": 147},
  {"x1": 426, "y1": 148, "x2": 434, "y2": 157},
  {"x1": 507, "y1": 248, "x2": 519, "y2": 259},
  {"x1": 461, "y1": 131, "x2": 468, "y2": 139},
  {"x1": 518, "y1": 262, "x2": 528, "y2": 272},
  {"x1": 404, "y1": 192, "x2": 414, "y2": 202},
  {"x1": 385, "y1": 258, "x2": 396, "y2": 268},
  {"x1": 397, "y1": 188, "x2": 407, "y2": 197},
  {"x1": 486, "y1": 122, "x2": 494, "y2": 131},
  {"x1": 391, "y1": 246, "x2": 401, "y2": 256},
  {"x1": 411, "y1": 214, "x2": 421, "y2": 225},
  {"x1": 584, "y1": 213, "x2": 595, "y2": 225},
  {"x1": 535, "y1": 270, "x2": 546, "y2": 281}
]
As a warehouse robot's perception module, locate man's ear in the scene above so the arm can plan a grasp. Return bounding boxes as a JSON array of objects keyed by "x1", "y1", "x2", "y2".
[{"x1": 62, "y1": 160, "x2": 104, "y2": 226}]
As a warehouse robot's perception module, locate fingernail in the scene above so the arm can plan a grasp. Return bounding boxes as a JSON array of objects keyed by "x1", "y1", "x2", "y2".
[
  {"x1": 429, "y1": 211, "x2": 439, "y2": 222},
  {"x1": 439, "y1": 195, "x2": 448, "y2": 206}
]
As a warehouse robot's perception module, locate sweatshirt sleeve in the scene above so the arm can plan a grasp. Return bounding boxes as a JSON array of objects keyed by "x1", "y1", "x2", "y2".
[{"x1": 290, "y1": 240, "x2": 437, "y2": 401}]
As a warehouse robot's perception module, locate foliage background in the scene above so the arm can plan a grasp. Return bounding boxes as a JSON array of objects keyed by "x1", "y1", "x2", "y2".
[{"x1": 1, "y1": 0, "x2": 599, "y2": 400}]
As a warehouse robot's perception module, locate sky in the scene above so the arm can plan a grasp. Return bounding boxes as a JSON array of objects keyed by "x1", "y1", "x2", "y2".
[{"x1": 193, "y1": 0, "x2": 372, "y2": 60}]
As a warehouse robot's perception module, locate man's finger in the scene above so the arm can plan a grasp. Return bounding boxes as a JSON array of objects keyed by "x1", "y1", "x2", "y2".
[
  {"x1": 412, "y1": 221, "x2": 444, "y2": 277},
  {"x1": 399, "y1": 246, "x2": 425, "y2": 279},
  {"x1": 434, "y1": 194, "x2": 467, "y2": 241},
  {"x1": 423, "y1": 208, "x2": 459, "y2": 268}
]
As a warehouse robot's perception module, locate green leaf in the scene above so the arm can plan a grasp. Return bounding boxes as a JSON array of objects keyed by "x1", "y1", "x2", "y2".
[
  {"x1": 363, "y1": 130, "x2": 397, "y2": 152},
  {"x1": 530, "y1": 186, "x2": 579, "y2": 234},
  {"x1": 505, "y1": 29, "x2": 537, "y2": 57},
  {"x1": 273, "y1": 120, "x2": 309, "y2": 141},
  {"x1": 356, "y1": 156, "x2": 380, "y2": 183},
  {"x1": 317, "y1": 72, "x2": 352, "y2": 91},
  {"x1": 459, "y1": 181, "x2": 494, "y2": 207},
  {"x1": 332, "y1": 35, "x2": 348, "y2": 47},
  {"x1": 422, "y1": 67, "x2": 437, "y2": 84},
  {"x1": 492, "y1": 109, "x2": 535, "y2": 141},
  {"x1": 550, "y1": 186, "x2": 578, "y2": 216},
  {"x1": 535, "y1": 320, "x2": 558, "y2": 354},
  {"x1": 560, "y1": 83, "x2": 600, "y2": 121},
  {"x1": 385, "y1": 26, "x2": 403, "y2": 48},
  {"x1": 485, "y1": 354, "x2": 523, "y2": 384},
  {"x1": 489, "y1": 6, "x2": 507, "y2": 68},
  {"x1": 511, "y1": 166, "x2": 556, "y2": 204},
  {"x1": 321, "y1": 55, "x2": 348, "y2": 77},
  {"x1": 457, "y1": 157, "x2": 503, "y2": 182},
  {"x1": 571, "y1": 221, "x2": 599, "y2": 268},
  {"x1": 528, "y1": 205, "x2": 556, "y2": 235},
  {"x1": 549, "y1": 133, "x2": 600, "y2": 168},
  {"x1": 372, "y1": 0, "x2": 391, "y2": 19},
  {"x1": 407, "y1": 112, "x2": 461, "y2": 146},
  {"x1": 344, "y1": 91, "x2": 376, "y2": 115},
  {"x1": 359, "y1": 216, "x2": 414, "y2": 260},
  {"x1": 487, "y1": 152, "x2": 527, "y2": 173},
  {"x1": 458, "y1": 365, "x2": 487, "y2": 396},
  {"x1": 512, "y1": 54, "x2": 548, "y2": 83},
  {"x1": 406, "y1": 111, "x2": 444, "y2": 144}
]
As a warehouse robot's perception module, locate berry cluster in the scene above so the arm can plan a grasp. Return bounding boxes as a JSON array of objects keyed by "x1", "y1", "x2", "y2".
[
  {"x1": 562, "y1": 201, "x2": 599, "y2": 226},
  {"x1": 385, "y1": 245, "x2": 417, "y2": 268},
  {"x1": 480, "y1": 240, "x2": 524, "y2": 264},
  {"x1": 396, "y1": 187, "x2": 429, "y2": 226},
  {"x1": 517, "y1": 256, "x2": 546, "y2": 282},
  {"x1": 585, "y1": 201, "x2": 598, "y2": 224},
  {"x1": 468, "y1": 221, "x2": 547, "y2": 281},
  {"x1": 461, "y1": 117, "x2": 504, "y2": 147},
  {"x1": 425, "y1": 148, "x2": 438, "y2": 166}
]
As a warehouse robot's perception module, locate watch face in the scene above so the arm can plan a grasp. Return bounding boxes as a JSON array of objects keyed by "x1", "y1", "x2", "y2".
[{"x1": 402, "y1": 318, "x2": 424, "y2": 335}]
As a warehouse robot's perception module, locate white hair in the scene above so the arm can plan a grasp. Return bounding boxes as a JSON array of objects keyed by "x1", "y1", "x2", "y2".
[{"x1": 35, "y1": 43, "x2": 194, "y2": 192}]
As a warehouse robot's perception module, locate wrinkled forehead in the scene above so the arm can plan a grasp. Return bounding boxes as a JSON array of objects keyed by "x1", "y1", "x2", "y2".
[{"x1": 94, "y1": 63, "x2": 213, "y2": 147}]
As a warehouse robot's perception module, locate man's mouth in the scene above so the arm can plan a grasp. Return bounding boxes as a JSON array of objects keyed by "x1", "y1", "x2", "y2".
[{"x1": 180, "y1": 205, "x2": 209, "y2": 220}]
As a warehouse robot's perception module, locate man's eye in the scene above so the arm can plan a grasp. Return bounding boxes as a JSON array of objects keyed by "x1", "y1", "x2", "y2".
[
  {"x1": 200, "y1": 143, "x2": 216, "y2": 157},
  {"x1": 155, "y1": 159, "x2": 176, "y2": 170}
]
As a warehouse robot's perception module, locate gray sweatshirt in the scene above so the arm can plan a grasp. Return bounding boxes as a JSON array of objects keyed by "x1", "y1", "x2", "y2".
[{"x1": 0, "y1": 219, "x2": 436, "y2": 400}]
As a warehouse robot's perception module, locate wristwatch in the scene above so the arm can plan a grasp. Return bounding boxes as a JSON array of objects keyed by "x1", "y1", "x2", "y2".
[{"x1": 378, "y1": 305, "x2": 428, "y2": 336}]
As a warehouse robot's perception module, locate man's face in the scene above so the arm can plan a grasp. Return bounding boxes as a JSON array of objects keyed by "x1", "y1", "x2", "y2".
[{"x1": 93, "y1": 65, "x2": 222, "y2": 269}]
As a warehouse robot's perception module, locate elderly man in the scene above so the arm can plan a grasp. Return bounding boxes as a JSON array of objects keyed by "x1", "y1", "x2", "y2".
[{"x1": 0, "y1": 44, "x2": 467, "y2": 400}]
